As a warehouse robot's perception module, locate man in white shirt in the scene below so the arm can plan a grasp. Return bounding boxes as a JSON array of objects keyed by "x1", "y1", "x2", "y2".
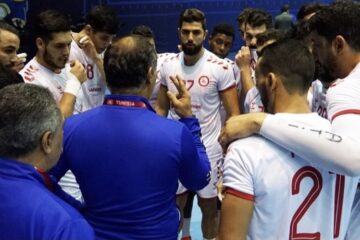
[
  {"x1": 20, "y1": 10, "x2": 86, "y2": 202},
  {"x1": 219, "y1": 38, "x2": 358, "y2": 240},
  {"x1": 70, "y1": 5, "x2": 118, "y2": 113},
  {"x1": 235, "y1": 9, "x2": 272, "y2": 113},
  {"x1": 156, "y1": 8, "x2": 240, "y2": 240},
  {"x1": 219, "y1": 2, "x2": 360, "y2": 238},
  {"x1": 21, "y1": 10, "x2": 86, "y2": 118}
]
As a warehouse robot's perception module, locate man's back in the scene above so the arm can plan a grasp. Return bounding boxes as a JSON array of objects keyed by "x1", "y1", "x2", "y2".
[
  {"x1": 223, "y1": 113, "x2": 358, "y2": 239},
  {"x1": 275, "y1": 12, "x2": 294, "y2": 31},
  {"x1": 51, "y1": 94, "x2": 210, "y2": 239}
]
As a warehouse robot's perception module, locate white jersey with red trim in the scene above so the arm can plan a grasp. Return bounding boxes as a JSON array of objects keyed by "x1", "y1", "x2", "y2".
[
  {"x1": 310, "y1": 80, "x2": 328, "y2": 118},
  {"x1": 69, "y1": 40, "x2": 106, "y2": 113},
  {"x1": 242, "y1": 50, "x2": 265, "y2": 113},
  {"x1": 219, "y1": 57, "x2": 240, "y2": 124},
  {"x1": 150, "y1": 52, "x2": 178, "y2": 107},
  {"x1": 160, "y1": 49, "x2": 236, "y2": 159},
  {"x1": 20, "y1": 58, "x2": 84, "y2": 201},
  {"x1": 327, "y1": 62, "x2": 360, "y2": 121},
  {"x1": 20, "y1": 58, "x2": 82, "y2": 105},
  {"x1": 244, "y1": 86, "x2": 264, "y2": 113},
  {"x1": 223, "y1": 113, "x2": 358, "y2": 239}
]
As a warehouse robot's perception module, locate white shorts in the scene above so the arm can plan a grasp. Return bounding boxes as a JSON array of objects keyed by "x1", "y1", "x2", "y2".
[{"x1": 177, "y1": 156, "x2": 223, "y2": 199}]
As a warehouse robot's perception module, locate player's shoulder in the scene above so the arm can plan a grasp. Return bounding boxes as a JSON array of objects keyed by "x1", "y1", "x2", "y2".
[
  {"x1": 204, "y1": 50, "x2": 232, "y2": 72},
  {"x1": 228, "y1": 135, "x2": 271, "y2": 157},
  {"x1": 20, "y1": 59, "x2": 42, "y2": 83},
  {"x1": 160, "y1": 52, "x2": 181, "y2": 66}
]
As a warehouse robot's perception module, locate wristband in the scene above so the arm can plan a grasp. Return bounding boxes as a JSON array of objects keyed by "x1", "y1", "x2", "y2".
[{"x1": 64, "y1": 77, "x2": 81, "y2": 96}]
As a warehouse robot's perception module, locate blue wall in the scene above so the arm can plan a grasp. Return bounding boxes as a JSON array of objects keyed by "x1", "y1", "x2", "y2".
[
  {"x1": 28, "y1": 0, "x2": 333, "y2": 54},
  {"x1": 84, "y1": 0, "x2": 331, "y2": 53}
]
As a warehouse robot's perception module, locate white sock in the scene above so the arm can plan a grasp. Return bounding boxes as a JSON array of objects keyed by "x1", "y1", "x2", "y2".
[{"x1": 181, "y1": 218, "x2": 191, "y2": 237}]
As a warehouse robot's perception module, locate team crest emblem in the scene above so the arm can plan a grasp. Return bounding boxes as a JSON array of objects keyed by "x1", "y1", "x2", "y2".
[{"x1": 198, "y1": 76, "x2": 209, "y2": 87}]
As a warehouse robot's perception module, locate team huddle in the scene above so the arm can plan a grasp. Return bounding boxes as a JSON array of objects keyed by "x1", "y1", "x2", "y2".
[{"x1": 0, "y1": 1, "x2": 360, "y2": 240}]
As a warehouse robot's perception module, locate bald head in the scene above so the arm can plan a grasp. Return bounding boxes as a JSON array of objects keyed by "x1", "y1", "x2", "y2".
[{"x1": 104, "y1": 35, "x2": 157, "y2": 91}]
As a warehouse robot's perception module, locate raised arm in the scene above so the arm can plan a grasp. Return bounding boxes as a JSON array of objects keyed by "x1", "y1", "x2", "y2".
[
  {"x1": 168, "y1": 75, "x2": 211, "y2": 190},
  {"x1": 59, "y1": 60, "x2": 86, "y2": 118},
  {"x1": 219, "y1": 112, "x2": 360, "y2": 176},
  {"x1": 220, "y1": 86, "x2": 241, "y2": 118}
]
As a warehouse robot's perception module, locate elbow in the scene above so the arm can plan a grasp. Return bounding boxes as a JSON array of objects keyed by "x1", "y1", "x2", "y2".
[{"x1": 183, "y1": 169, "x2": 211, "y2": 192}]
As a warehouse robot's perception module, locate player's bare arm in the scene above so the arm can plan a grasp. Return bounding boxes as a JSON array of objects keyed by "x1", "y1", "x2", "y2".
[
  {"x1": 76, "y1": 34, "x2": 106, "y2": 81},
  {"x1": 155, "y1": 84, "x2": 170, "y2": 117},
  {"x1": 236, "y1": 46, "x2": 254, "y2": 112},
  {"x1": 220, "y1": 86, "x2": 241, "y2": 118},
  {"x1": 219, "y1": 112, "x2": 266, "y2": 148},
  {"x1": 218, "y1": 193, "x2": 253, "y2": 240}
]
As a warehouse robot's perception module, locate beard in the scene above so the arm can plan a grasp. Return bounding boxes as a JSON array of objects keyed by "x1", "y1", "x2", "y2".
[
  {"x1": 315, "y1": 61, "x2": 334, "y2": 84},
  {"x1": 43, "y1": 47, "x2": 67, "y2": 70},
  {"x1": 181, "y1": 42, "x2": 202, "y2": 56}
]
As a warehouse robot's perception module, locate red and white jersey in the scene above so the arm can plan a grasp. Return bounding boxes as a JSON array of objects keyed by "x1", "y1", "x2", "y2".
[
  {"x1": 69, "y1": 40, "x2": 106, "y2": 113},
  {"x1": 20, "y1": 58, "x2": 82, "y2": 105},
  {"x1": 150, "y1": 52, "x2": 178, "y2": 107},
  {"x1": 160, "y1": 49, "x2": 236, "y2": 159},
  {"x1": 327, "y1": 62, "x2": 360, "y2": 122},
  {"x1": 309, "y1": 80, "x2": 328, "y2": 118},
  {"x1": 223, "y1": 113, "x2": 358, "y2": 239},
  {"x1": 219, "y1": 57, "x2": 240, "y2": 125},
  {"x1": 243, "y1": 50, "x2": 264, "y2": 113},
  {"x1": 244, "y1": 86, "x2": 264, "y2": 113}
]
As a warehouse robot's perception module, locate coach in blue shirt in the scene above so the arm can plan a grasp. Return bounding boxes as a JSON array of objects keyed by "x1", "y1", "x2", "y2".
[
  {"x1": 0, "y1": 83, "x2": 95, "y2": 240},
  {"x1": 50, "y1": 35, "x2": 211, "y2": 239}
]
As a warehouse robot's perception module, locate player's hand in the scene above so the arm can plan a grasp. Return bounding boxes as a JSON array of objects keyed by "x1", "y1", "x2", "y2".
[
  {"x1": 166, "y1": 75, "x2": 193, "y2": 118},
  {"x1": 235, "y1": 46, "x2": 252, "y2": 70},
  {"x1": 77, "y1": 34, "x2": 99, "y2": 62},
  {"x1": 219, "y1": 112, "x2": 267, "y2": 150},
  {"x1": 70, "y1": 60, "x2": 87, "y2": 83},
  {"x1": 11, "y1": 52, "x2": 27, "y2": 72}
]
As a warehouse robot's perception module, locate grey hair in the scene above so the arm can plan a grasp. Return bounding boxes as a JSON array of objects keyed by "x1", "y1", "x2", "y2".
[{"x1": 0, "y1": 83, "x2": 61, "y2": 158}]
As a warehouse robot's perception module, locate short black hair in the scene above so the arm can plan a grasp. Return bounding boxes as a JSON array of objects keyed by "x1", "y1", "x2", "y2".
[
  {"x1": 309, "y1": 1, "x2": 360, "y2": 51},
  {"x1": 236, "y1": 8, "x2": 256, "y2": 26},
  {"x1": 297, "y1": 2, "x2": 326, "y2": 21},
  {"x1": 85, "y1": 5, "x2": 119, "y2": 34},
  {"x1": 246, "y1": 9, "x2": 273, "y2": 29},
  {"x1": 34, "y1": 10, "x2": 71, "y2": 42},
  {"x1": 257, "y1": 38, "x2": 314, "y2": 94},
  {"x1": 130, "y1": 25, "x2": 155, "y2": 39},
  {"x1": 179, "y1": 8, "x2": 206, "y2": 30},
  {"x1": 288, "y1": 20, "x2": 311, "y2": 41},
  {"x1": 104, "y1": 35, "x2": 157, "y2": 90},
  {"x1": 256, "y1": 29, "x2": 284, "y2": 50},
  {"x1": 210, "y1": 23, "x2": 235, "y2": 40},
  {"x1": 0, "y1": 20, "x2": 19, "y2": 37}
]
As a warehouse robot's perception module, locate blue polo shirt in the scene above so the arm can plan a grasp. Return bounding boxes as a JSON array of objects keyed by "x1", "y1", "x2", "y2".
[
  {"x1": 50, "y1": 94, "x2": 211, "y2": 240},
  {"x1": 0, "y1": 157, "x2": 95, "y2": 240}
]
